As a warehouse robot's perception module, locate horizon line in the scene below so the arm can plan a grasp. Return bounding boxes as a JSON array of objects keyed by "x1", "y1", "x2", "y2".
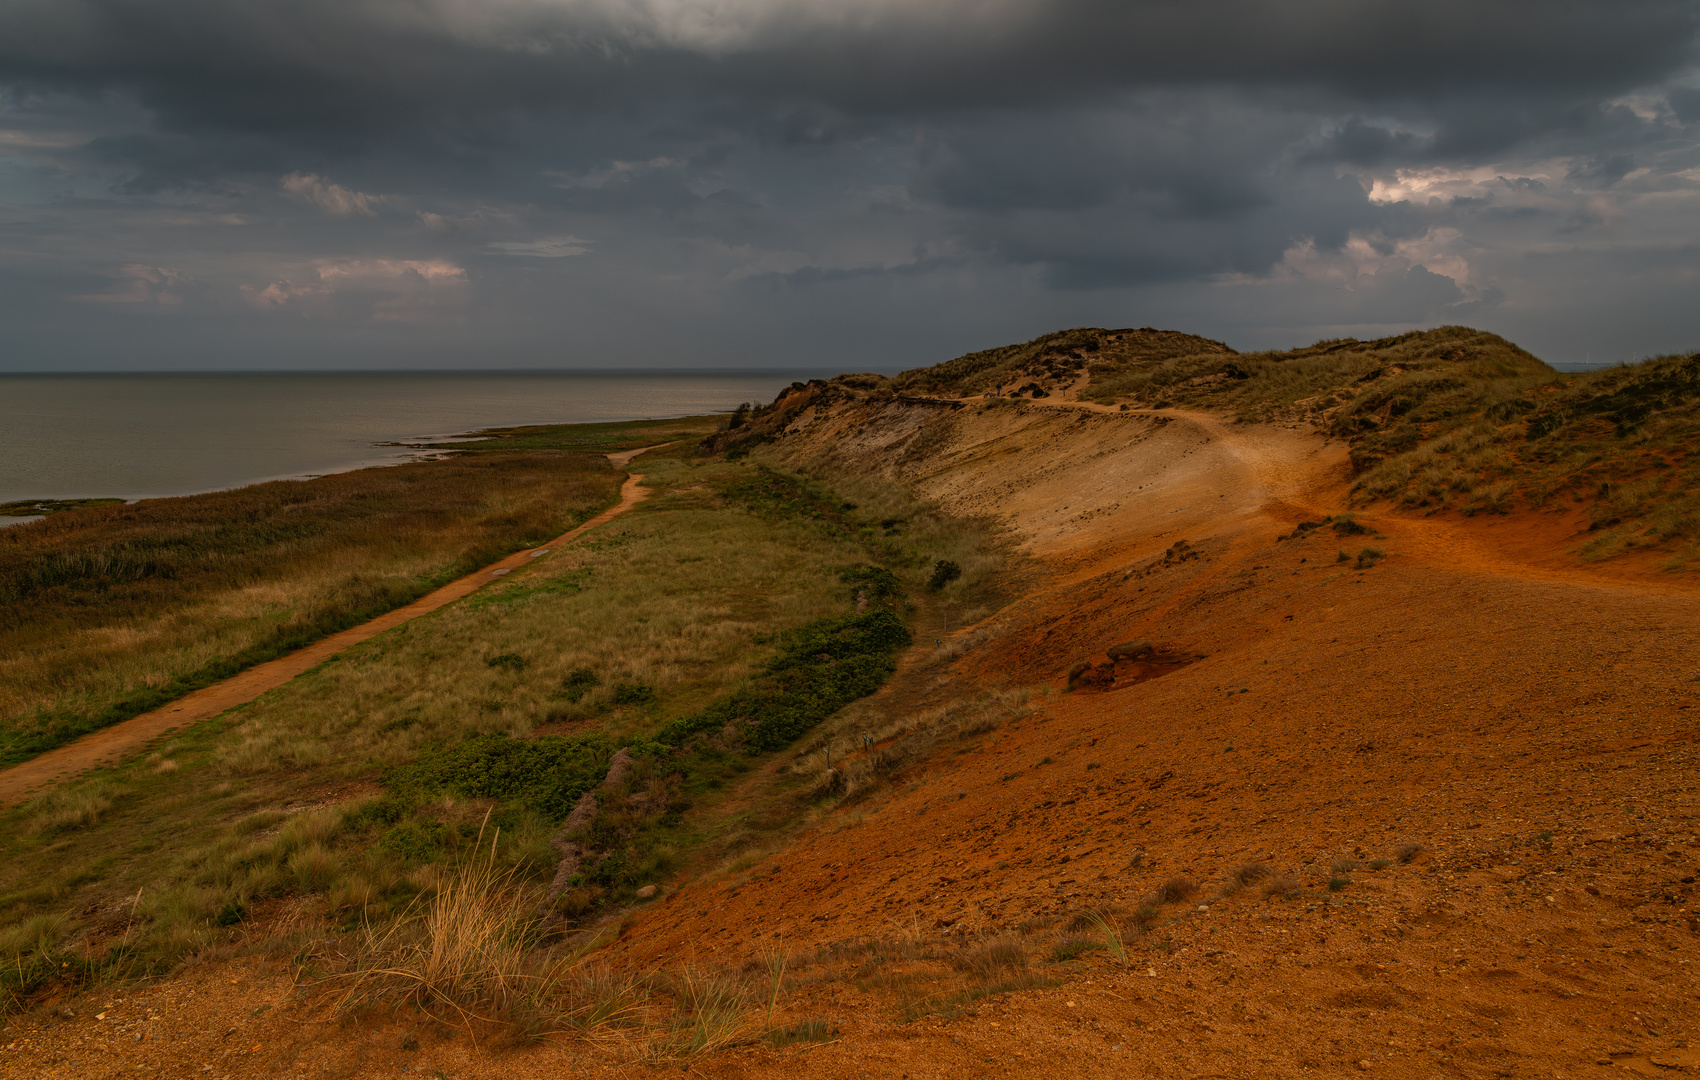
[{"x1": 0, "y1": 365, "x2": 881, "y2": 377}]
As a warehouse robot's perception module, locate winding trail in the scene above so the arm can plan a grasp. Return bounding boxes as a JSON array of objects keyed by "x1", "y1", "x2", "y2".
[{"x1": 0, "y1": 445, "x2": 672, "y2": 806}]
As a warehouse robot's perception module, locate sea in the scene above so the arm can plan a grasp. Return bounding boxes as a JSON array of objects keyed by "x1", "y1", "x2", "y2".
[{"x1": 0, "y1": 370, "x2": 839, "y2": 524}]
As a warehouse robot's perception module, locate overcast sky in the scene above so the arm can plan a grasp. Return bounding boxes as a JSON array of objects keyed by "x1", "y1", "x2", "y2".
[{"x1": 2, "y1": 0, "x2": 1697, "y2": 371}]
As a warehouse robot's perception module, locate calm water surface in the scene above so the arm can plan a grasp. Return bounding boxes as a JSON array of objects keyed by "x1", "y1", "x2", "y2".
[{"x1": 0, "y1": 370, "x2": 831, "y2": 504}]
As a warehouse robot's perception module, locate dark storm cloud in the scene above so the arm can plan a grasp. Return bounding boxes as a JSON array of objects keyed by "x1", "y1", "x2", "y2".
[
  {"x1": 2, "y1": 1, "x2": 1693, "y2": 130},
  {"x1": 1, "y1": 0, "x2": 1698, "y2": 372}
]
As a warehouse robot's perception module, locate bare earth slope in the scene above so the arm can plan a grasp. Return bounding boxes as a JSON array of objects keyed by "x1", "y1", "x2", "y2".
[
  {"x1": 613, "y1": 394, "x2": 1700, "y2": 1077},
  {"x1": 6, "y1": 399, "x2": 1698, "y2": 1079}
]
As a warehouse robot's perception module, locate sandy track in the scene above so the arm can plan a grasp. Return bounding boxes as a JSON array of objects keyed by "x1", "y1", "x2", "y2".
[{"x1": 0, "y1": 448, "x2": 671, "y2": 806}]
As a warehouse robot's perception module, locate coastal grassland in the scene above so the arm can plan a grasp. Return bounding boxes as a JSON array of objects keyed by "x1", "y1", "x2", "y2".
[
  {"x1": 419, "y1": 415, "x2": 720, "y2": 456},
  {"x1": 0, "y1": 455, "x2": 622, "y2": 767},
  {"x1": 0, "y1": 448, "x2": 1003, "y2": 1014},
  {"x1": 0, "y1": 498, "x2": 126, "y2": 517}
]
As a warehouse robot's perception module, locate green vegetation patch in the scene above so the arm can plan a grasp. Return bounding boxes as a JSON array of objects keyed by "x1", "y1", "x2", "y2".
[
  {"x1": 0, "y1": 498, "x2": 126, "y2": 517},
  {"x1": 384, "y1": 733, "x2": 615, "y2": 820},
  {"x1": 720, "y1": 465, "x2": 856, "y2": 528},
  {"x1": 891, "y1": 326, "x2": 1232, "y2": 398},
  {"x1": 658, "y1": 606, "x2": 911, "y2": 752},
  {"x1": 421, "y1": 415, "x2": 719, "y2": 455}
]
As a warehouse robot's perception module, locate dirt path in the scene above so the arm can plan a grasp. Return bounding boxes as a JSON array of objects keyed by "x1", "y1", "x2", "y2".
[{"x1": 0, "y1": 447, "x2": 673, "y2": 806}]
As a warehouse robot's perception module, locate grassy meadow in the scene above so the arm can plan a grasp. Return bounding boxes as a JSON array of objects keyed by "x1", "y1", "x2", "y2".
[
  {"x1": 0, "y1": 455, "x2": 625, "y2": 767},
  {"x1": 0, "y1": 444, "x2": 1008, "y2": 1025}
]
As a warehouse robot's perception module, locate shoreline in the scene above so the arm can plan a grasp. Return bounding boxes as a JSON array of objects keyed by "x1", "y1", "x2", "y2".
[
  {"x1": 0, "y1": 368, "x2": 815, "y2": 507},
  {"x1": 0, "y1": 409, "x2": 729, "y2": 517}
]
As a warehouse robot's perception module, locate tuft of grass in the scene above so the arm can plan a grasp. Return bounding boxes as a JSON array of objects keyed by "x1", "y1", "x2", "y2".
[
  {"x1": 1263, "y1": 877, "x2": 1302, "y2": 899},
  {"x1": 1231, "y1": 862, "x2": 1272, "y2": 888},
  {"x1": 1083, "y1": 910, "x2": 1129, "y2": 966},
  {"x1": 1367, "y1": 858, "x2": 1392, "y2": 871},
  {"x1": 331, "y1": 839, "x2": 548, "y2": 1030},
  {"x1": 1330, "y1": 858, "x2": 1359, "y2": 875},
  {"x1": 765, "y1": 1017, "x2": 838, "y2": 1047},
  {"x1": 952, "y1": 938, "x2": 1027, "y2": 980},
  {"x1": 25, "y1": 784, "x2": 114, "y2": 834},
  {"x1": 1396, "y1": 843, "x2": 1425, "y2": 864},
  {"x1": 654, "y1": 967, "x2": 751, "y2": 1058},
  {"x1": 1354, "y1": 548, "x2": 1384, "y2": 570},
  {"x1": 763, "y1": 946, "x2": 788, "y2": 1030},
  {"x1": 1328, "y1": 875, "x2": 1351, "y2": 892},
  {"x1": 1048, "y1": 937, "x2": 1106, "y2": 963},
  {"x1": 1152, "y1": 877, "x2": 1198, "y2": 904}
]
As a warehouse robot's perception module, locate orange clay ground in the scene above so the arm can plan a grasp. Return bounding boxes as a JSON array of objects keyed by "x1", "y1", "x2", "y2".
[{"x1": 4, "y1": 403, "x2": 1698, "y2": 1080}]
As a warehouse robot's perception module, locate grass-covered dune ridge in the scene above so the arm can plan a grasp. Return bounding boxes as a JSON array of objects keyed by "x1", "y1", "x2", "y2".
[
  {"x1": 890, "y1": 326, "x2": 1234, "y2": 398},
  {"x1": 720, "y1": 325, "x2": 1700, "y2": 566},
  {"x1": 0, "y1": 454, "x2": 622, "y2": 767}
]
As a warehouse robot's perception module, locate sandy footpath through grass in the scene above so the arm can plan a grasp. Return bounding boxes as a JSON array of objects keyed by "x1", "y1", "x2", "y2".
[{"x1": 0, "y1": 444, "x2": 671, "y2": 807}]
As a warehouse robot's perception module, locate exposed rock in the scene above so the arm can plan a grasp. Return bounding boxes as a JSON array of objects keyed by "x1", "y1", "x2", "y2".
[
  {"x1": 635, "y1": 885, "x2": 657, "y2": 900},
  {"x1": 1107, "y1": 639, "x2": 1154, "y2": 662}
]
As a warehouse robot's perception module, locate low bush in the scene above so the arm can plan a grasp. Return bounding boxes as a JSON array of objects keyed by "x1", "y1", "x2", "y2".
[
  {"x1": 612, "y1": 683, "x2": 657, "y2": 706},
  {"x1": 384, "y1": 734, "x2": 614, "y2": 821},
  {"x1": 656, "y1": 609, "x2": 911, "y2": 751},
  {"x1": 926, "y1": 560, "x2": 963, "y2": 591},
  {"x1": 556, "y1": 667, "x2": 600, "y2": 703}
]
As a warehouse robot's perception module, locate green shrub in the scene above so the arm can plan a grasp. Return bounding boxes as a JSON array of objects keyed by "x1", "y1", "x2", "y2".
[
  {"x1": 656, "y1": 609, "x2": 911, "y2": 751},
  {"x1": 379, "y1": 820, "x2": 454, "y2": 862},
  {"x1": 557, "y1": 667, "x2": 600, "y2": 703},
  {"x1": 926, "y1": 560, "x2": 963, "y2": 591},
  {"x1": 214, "y1": 900, "x2": 247, "y2": 927},
  {"x1": 612, "y1": 683, "x2": 657, "y2": 706},
  {"x1": 383, "y1": 733, "x2": 613, "y2": 821},
  {"x1": 840, "y1": 565, "x2": 901, "y2": 604}
]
